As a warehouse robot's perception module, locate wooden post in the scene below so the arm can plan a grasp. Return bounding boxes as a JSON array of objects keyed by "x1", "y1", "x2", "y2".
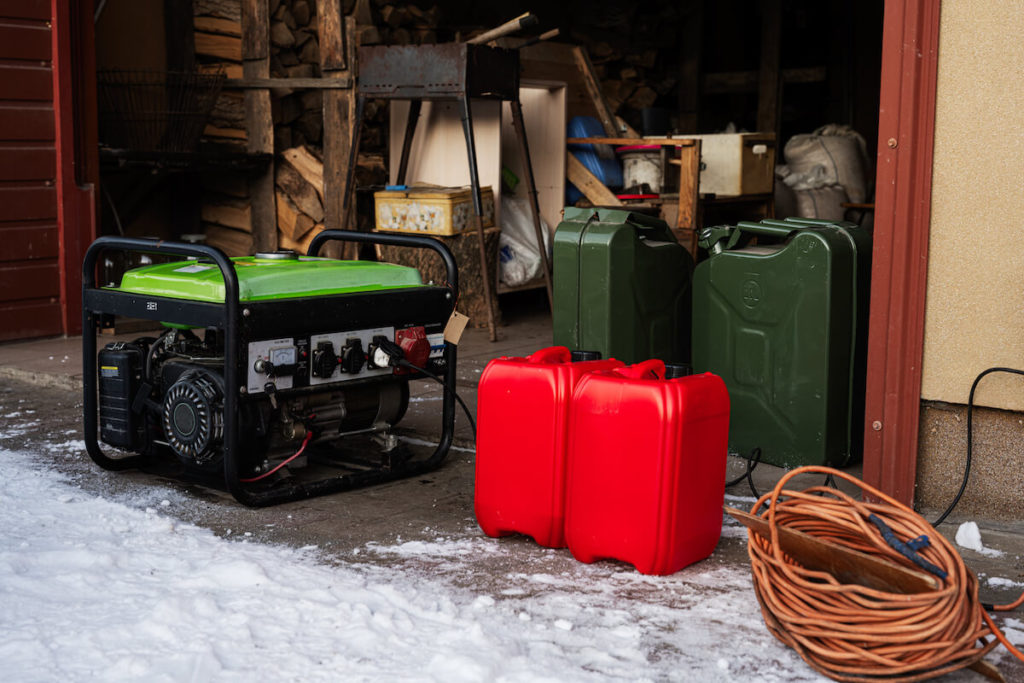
[
  {"x1": 572, "y1": 46, "x2": 620, "y2": 137},
  {"x1": 675, "y1": 140, "x2": 701, "y2": 255},
  {"x1": 319, "y1": 3, "x2": 356, "y2": 258},
  {"x1": 241, "y1": 0, "x2": 276, "y2": 253}
]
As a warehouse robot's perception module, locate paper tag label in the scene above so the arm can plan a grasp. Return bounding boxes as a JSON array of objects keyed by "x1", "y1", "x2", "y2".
[{"x1": 443, "y1": 311, "x2": 470, "y2": 345}]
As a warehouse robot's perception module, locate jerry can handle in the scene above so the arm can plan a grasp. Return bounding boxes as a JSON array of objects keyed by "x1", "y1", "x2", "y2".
[
  {"x1": 527, "y1": 346, "x2": 571, "y2": 364},
  {"x1": 614, "y1": 359, "x2": 665, "y2": 379},
  {"x1": 735, "y1": 221, "x2": 798, "y2": 239}
]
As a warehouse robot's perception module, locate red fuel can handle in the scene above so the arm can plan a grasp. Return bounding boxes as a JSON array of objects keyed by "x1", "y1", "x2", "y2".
[
  {"x1": 566, "y1": 362, "x2": 730, "y2": 574},
  {"x1": 474, "y1": 346, "x2": 624, "y2": 548}
]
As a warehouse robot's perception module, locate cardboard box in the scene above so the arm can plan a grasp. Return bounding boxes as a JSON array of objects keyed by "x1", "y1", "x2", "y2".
[
  {"x1": 374, "y1": 186, "x2": 495, "y2": 236},
  {"x1": 681, "y1": 133, "x2": 775, "y2": 196}
]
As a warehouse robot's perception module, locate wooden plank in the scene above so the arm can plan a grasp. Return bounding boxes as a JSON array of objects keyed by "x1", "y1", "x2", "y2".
[
  {"x1": 725, "y1": 507, "x2": 940, "y2": 594},
  {"x1": 240, "y1": 0, "x2": 268, "y2": 61},
  {"x1": 676, "y1": 140, "x2": 701, "y2": 247},
  {"x1": 0, "y1": 300, "x2": 62, "y2": 342},
  {"x1": 194, "y1": 31, "x2": 242, "y2": 61},
  {"x1": 0, "y1": 1, "x2": 50, "y2": 22},
  {"x1": 0, "y1": 185, "x2": 55, "y2": 220},
  {"x1": 0, "y1": 103, "x2": 53, "y2": 140},
  {"x1": 240, "y1": 0, "x2": 275, "y2": 254},
  {"x1": 0, "y1": 222, "x2": 58, "y2": 261},
  {"x1": 0, "y1": 20, "x2": 50, "y2": 61},
  {"x1": 571, "y1": 46, "x2": 620, "y2": 137},
  {"x1": 318, "y1": 0, "x2": 346, "y2": 71},
  {"x1": 0, "y1": 143, "x2": 55, "y2": 181},
  {"x1": 319, "y1": 12, "x2": 355, "y2": 250},
  {"x1": 0, "y1": 260, "x2": 59, "y2": 300},
  {"x1": 567, "y1": 137, "x2": 697, "y2": 147},
  {"x1": 566, "y1": 153, "x2": 622, "y2": 206},
  {"x1": 223, "y1": 76, "x2": 353, "y2": 90},
  {"x1": 0, "y1": 64, "x2": 51, "y2": 101}
]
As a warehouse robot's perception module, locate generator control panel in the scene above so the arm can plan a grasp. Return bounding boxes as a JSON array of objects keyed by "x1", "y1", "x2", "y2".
[{"x1": 245, "y1": 325, "x2": 445, "y2": 395}]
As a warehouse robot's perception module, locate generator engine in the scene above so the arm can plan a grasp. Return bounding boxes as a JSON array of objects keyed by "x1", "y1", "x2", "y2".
[{"x1": 98, "y1": 324, "x2": 428, "y2": 478}]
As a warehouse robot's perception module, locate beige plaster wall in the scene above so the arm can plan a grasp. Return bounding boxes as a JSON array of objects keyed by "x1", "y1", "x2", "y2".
[{"x1": 921, "y1": 1, "x2": 1024, "y2": 411}]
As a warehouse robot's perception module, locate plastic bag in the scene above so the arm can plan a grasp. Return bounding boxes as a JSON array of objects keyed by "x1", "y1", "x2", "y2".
[{"x1": 498, "y1": 198, "x2": 550, "y2": 287}]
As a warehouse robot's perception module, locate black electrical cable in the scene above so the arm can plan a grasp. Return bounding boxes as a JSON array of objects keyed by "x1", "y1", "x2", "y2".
[
  {"x1": 398, "y1": 359, "x2": 477, "y2": 438},
  {"x1": 725, "y1": 447, "x2": 841, "y2": 501},
  {"x1": 725, "y1": 447, "x2": 762, "y2": 499},
  {"x1": 932, "y1": 366, "x2": 1024, "y2": 526}
]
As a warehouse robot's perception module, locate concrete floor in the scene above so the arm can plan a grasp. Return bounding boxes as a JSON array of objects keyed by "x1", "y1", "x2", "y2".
[{"x1": 0, "y1": 291, "x2": 1022, "y2": 680}]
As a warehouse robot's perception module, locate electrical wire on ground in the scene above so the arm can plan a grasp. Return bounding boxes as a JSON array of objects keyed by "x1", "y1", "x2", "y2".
[
  {"x1": 744, "y1": 465, "x2": 1024, "y2": 682},
  {"x1": 398, "y1": 359, "x2": 476, "y2": 438},
  {"x1": 932, "y1": 366, "x2": 1024, "y2": 526}
]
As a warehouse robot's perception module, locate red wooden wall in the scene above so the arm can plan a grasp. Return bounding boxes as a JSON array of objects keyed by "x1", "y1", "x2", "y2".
[{"x1": 0, "y1": 0, "x2": 62, "y2": 340}]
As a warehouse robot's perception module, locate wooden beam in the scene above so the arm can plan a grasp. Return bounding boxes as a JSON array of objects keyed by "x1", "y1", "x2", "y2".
[
  {"x1": 318, "y1": 0, "x2": 347, "y2": 71},
  {"x1": 318, "y1": 4, "x2": 356, "y2": 258},
  {"x1": 241, "y1": 0, "x2": 276, "y2": 254},
  {"x1": 566, "y1": 153, "x2": 622, "y2": 206},
  {"x1": 567, "y1": 137, "x2": 697, "y2": 147},
  {"x1": 223, "y1": 76, "x2": 353, "y2": 89},
  {"x1": 676, "y1": 139, "x2": 701, "y2": 252},
  {"x1": 572, "y1": 46, "x2": 621, "y2": 137}
]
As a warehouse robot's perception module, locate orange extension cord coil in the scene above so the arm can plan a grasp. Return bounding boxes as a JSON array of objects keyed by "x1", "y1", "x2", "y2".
[{"x1": 744, "y1": 466, "x2": 1023, "y2": 682}]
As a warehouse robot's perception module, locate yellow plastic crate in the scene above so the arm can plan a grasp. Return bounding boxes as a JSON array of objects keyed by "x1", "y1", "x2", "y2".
[{"x1": 374, "y1": 186, "x2": 495, "y2": 236}]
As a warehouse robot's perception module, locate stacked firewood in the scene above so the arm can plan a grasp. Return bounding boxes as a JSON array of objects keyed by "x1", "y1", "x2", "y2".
[
  {"x1": 567, "y1": 4, "x2": 683, "y2": 133},
  {"x1": 353, "y1": 0, "x2": 440, "y2": 47},
  {"x1": 193, "y1": 0, "x2": 425, "y2": 256}
]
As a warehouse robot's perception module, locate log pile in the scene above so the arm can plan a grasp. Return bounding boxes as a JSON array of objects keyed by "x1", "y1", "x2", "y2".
[
  {"x1": 192, "y1": 0, "x2": 427, "y2": 256},
  {"x1": 566, "y1": 5, "x2": 684, "y2": 133}
]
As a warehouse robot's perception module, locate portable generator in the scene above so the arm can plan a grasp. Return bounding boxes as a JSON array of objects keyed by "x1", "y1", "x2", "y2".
[{"x1": 82, "y1": 230, "x2": 458, "y2": 507}]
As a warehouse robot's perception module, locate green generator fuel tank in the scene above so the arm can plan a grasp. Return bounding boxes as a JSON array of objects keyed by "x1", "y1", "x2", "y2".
[
  {"x1": 552, "y1": 207, "x2": 694, "y2": 365},
  {"x1": 692, "y1": 218, "x2": 870, "y2": 469},
  {"x1": 114, "y1": 252, "x2": 423, "y2": 302}
]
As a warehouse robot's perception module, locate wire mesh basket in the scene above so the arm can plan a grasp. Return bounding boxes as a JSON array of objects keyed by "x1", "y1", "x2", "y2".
[{"x1": 97, "y1": 69, "x2": 226, "y2": 154}]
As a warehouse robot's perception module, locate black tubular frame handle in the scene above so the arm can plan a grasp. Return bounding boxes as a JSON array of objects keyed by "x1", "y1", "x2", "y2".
[
  {"x1": 81, "y1": 237, "x2": 242, "y2": 501},
  {"x1": 308, "y1": 229, "x2": 459, "y2": 300},
  {"x1": 82, "y1": 234, "x2": 461, "y2": 507}
]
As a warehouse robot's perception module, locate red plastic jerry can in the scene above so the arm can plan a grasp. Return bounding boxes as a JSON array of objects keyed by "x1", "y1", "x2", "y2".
[
  {"x1": 474, "y1": 346, "x2": 624, "y2": 547},
  {"x1": 565, "y1": 359, "x2": 730, "y2": 575}
]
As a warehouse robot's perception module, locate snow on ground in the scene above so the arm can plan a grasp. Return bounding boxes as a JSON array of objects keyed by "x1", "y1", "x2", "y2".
[
  {"x1": 1, "y1": 424, "x2": 1020, "y2": 683},
  {"x1": 0, "y1": 446, "x2": 827, "y2": 682}
]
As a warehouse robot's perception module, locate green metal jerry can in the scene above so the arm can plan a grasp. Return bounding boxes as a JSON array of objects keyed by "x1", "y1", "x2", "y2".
[
  {"x1": 692, "y1": 218, "x2": 871, "y2": 469},
  {"x1": 552, "y1": 207, "x2": 694, "y2": 365}
]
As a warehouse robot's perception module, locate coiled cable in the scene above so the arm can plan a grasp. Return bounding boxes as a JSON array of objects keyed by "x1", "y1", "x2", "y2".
[{"x1": 744, "y1": 465, "x2": 1023, "y2": 682}]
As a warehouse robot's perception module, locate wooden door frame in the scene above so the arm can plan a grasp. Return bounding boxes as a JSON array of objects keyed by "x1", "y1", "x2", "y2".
[
  {"x1": 52, "y1": 0, "x2": 98, "y2": 336},
  {"x1": 861, "y1": 0, "x2": 942, "y2": 505}
]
